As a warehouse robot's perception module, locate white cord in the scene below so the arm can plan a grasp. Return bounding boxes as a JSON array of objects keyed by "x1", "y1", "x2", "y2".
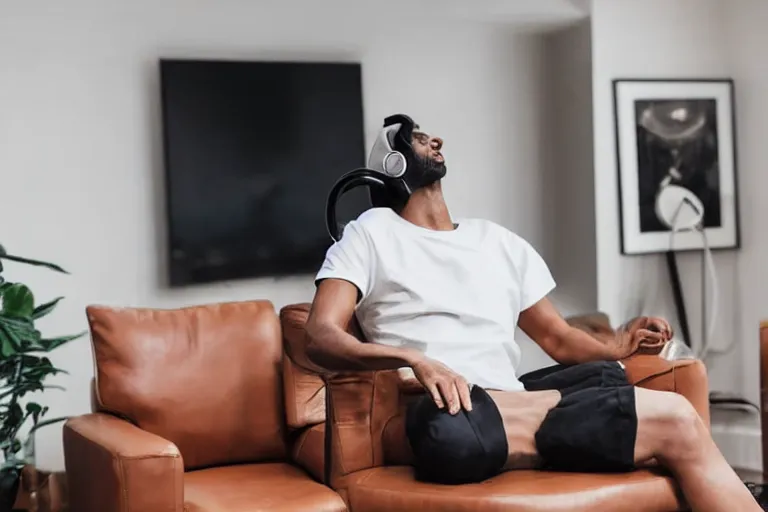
[
  {"x1": 666, "y1": 199, "x2": 720, "y2": 360},
  {"x1": 697, "y1": 225, "x2": 719, "y2": 360}
]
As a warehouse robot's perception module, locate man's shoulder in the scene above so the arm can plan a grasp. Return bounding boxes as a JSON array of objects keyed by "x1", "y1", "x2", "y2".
[{"x1": 334, "y1": 208, "x2": 394, "y2": 246}]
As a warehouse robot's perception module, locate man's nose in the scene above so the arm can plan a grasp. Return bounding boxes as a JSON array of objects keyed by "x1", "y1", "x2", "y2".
[{"x1": 430, "y1": 137, "x2": 443, "y2": 151}]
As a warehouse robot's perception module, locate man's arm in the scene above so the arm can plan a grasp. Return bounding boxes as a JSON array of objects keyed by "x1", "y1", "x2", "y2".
[
  {"x1": 305, "y1": 278, "x2": 422, "y2": 371},
  {"x1": 518, "y1": 297, "x2": 670, "y2": 365},
  {"x1": 305, "y1": 278, "x2": 472, "y2": 414}
]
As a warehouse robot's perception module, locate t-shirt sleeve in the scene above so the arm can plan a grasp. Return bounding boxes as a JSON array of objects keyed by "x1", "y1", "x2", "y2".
[
  {"x1": 315, "y1": 221, "x2": 374, "y2": 302},
  {"x1": 512, "y1": 234, "x2": 556, "y2": 311}
]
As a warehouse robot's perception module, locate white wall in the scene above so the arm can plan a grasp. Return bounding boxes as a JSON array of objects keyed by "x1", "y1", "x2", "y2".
[
  {"x1": 542, "y1": 19, "x2": 596, "y2": 316},
  {"x1": 591, "y1": 0, "x2": 768, "y2": 470},
  {"x1": 513, "y1": 19, "x2": 597, "y2": 377},
  {"x1": 0, "y1": 0, "x2": 549, "y2": 470}
]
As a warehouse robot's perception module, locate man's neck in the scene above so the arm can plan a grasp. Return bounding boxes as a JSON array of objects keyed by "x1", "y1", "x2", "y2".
[{"x1": 399, "y1": 182, "x2": 456, "y2": 231}]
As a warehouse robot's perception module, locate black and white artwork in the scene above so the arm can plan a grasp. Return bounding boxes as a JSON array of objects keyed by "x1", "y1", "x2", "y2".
[{"x1": 613, "y1": 79, "x2": 740, "y2": 255}]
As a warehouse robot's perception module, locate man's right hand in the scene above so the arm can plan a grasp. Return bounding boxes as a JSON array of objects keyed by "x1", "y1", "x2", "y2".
[{"x1": 411, "y1": 356, "x2": 473, "y2": 415}]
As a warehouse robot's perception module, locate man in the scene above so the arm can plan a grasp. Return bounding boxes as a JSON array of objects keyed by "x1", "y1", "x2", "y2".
[{"x1": 305, "y1": 114, "x2": 760, "y2": 511}]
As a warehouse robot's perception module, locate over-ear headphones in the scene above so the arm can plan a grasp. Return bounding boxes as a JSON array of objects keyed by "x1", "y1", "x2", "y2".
[
  {"x1": 367, "y1": 114, "x2": 417, "y2": 178},
  {"x1": 369, "y1": 123, "x2": 408, "y2": 178}
]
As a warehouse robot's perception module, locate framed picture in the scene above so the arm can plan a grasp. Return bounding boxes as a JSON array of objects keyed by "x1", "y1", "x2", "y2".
[{"x1": 613, "y1": 79, "x2": 740, "y2": 255}]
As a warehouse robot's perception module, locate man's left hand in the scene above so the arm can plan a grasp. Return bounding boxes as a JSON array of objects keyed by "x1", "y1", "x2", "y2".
[{"x1": 614, "y1": 316, "x2": 673, "y2": 359}]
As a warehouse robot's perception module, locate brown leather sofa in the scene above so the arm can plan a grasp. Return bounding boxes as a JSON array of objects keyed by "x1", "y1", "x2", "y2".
[
  {"x1": 64, "y1": 300, "x2": 709, "y2": 512},
  {"x1": 281, "y1": 303, "x2": 710, "y2": 512},
  {"x1": 63, "y1": 300, "x2": 345, "y2": 512}
]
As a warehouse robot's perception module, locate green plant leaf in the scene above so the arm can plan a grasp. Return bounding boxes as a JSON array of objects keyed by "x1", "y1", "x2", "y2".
[
  {"x1": 31, "y1": 297, "x2": 63, "y2": 320},
  {"x1": 29, "y1": 416, "x2": 69, "y2": 434},
  {"x1": 0, "y1": 324, "x2": 21, "y2": 356},
  {"x1": 25, "y1": 402, "x2": 45, "y2": 424},
  {"x1": 0, "y1": 335, "x2": 16, "y2": 357},
  {"x1": 17, "y1": 357, "x2": 68, "y2": 380},
  {"x1": 6, "y1": 402, "x2": 22, "y2": 425},
  {"x1": 0, "y1": 316, "x2": 39, "y2": 353},
  {"x1": 0, "y1": 254, "x2": 68, "y2": 274},
  {"x1": 39, "y1": 331, "x2": 86, "y2": 351},
  {"x1": 1, "y1": 438, "x2": 22, "y2": 459},
  {"x1": 1, "y1": 284, "x2": 34, "y2": 318},
  {"x1": 0, "y1": 384, "x2": 65, "y2": 402}
]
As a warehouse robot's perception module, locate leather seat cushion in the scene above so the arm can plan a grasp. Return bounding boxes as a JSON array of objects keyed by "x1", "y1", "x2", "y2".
[
  {"x1": 342, "y1": 466, "x2": 685, "y2": 512},
  {"x1": 184, "y1": 463, "x2": 346, "y2": 512}
]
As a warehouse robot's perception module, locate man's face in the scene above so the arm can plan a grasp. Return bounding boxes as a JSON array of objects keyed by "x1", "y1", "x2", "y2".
[{"x1": 410, "y1": 128, "x2": 446, "y2": 171}]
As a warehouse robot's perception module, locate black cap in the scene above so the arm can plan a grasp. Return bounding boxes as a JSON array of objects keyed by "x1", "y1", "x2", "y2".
[{"x1": 405, "y1": 385, "x2": 508, "y2": 484}]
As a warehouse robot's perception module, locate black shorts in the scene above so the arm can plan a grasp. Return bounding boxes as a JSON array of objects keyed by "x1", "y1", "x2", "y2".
[
  {"x1": 405, "y1": 361, "x2": 638, "y2": 484},
  {"x1": 520, "y1": 361, "x2": 638, "y2": 473}
]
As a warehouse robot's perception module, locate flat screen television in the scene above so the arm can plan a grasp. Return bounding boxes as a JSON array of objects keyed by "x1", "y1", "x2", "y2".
[{"x1": 159, "y1": 58, "x2": 370, "y2": 287}]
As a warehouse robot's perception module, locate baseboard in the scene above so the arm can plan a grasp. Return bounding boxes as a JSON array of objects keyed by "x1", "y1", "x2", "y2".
[{"x1": 711, "y1": 423, "x2": 763, "y2": 473}]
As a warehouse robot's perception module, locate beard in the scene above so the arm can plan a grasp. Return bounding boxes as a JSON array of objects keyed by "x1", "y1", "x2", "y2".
[{"x1": 404, "y1": 152, "x2": 447, "y2": 190}]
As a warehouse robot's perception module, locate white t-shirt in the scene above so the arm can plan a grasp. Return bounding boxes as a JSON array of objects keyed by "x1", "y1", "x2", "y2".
[{"x1": 315, "y1": 207, "x2": 556, "y2": 391}]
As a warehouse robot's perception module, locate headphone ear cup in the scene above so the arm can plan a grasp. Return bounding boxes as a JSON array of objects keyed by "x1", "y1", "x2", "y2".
[{"x1": 383, "y1": 151, "x2": 407, "y2": 177}]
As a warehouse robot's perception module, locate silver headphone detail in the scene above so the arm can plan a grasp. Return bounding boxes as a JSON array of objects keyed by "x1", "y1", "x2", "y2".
[{"x1": 382, "y1": 151, "x2": 407, "y2": 177}]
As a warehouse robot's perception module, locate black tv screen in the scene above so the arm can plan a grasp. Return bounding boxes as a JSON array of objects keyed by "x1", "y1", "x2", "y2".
[{"x1": 159, "y1": 58, "x2": 369, "y2": 286}]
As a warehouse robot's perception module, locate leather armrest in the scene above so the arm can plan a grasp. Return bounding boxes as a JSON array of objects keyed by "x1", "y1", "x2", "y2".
[
  {"x1": 622, "y1": 353, "x2": 710, "y2": 428},
  {"x1": 325, "y1": 370, "x2": 402, "y2": 487},
  {"x1": 63, "y1": 413, "x2": 184, "y2": 512},
  {"x1": 292, "y1": 423, "x2": 326, "y2": 483}
]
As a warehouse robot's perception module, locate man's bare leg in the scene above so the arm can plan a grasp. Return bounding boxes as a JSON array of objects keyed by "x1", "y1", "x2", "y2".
[
  {"x1": 634, "y1": 388, "x2": 761, "y2": 511},
  {"x1": 488, "y1": 389, "x2": 561, "y2": 470}
]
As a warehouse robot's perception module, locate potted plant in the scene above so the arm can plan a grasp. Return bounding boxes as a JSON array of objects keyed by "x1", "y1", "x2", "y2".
[{"x1": 0, "y1": 244, "x2": 84, "y2": 510}]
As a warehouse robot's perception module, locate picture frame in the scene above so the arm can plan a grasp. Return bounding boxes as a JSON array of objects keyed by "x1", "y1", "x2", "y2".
[{"x1": 612, "y1": 78, "x2": 740, "y2": 255}]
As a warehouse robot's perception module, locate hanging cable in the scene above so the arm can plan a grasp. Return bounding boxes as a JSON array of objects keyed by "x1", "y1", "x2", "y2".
[
  {"x1": 666, "y1": 197, "x2": 719, "y2": 360},
  {"x1": 697, "y1": 224, "x2": 719, "y2": 360}
]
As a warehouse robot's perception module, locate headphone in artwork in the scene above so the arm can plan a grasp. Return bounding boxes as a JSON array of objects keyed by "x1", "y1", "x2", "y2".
[{"x1": 655, "y1": 175, "x2": 705, "y2": 232}]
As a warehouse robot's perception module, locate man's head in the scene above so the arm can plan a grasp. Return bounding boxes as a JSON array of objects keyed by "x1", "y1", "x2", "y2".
[
  {"x1": 383, "y1": 114, "x2": 447, "y2": 190},
  {"x1": 366, "y1": 113, "x2": 447, "y2": 212}
]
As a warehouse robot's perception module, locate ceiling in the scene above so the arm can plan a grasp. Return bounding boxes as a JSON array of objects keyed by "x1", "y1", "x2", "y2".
[
  {"x1": 350, "y1": 0, "x2": 592, "y2": 30},
  {"x1": 418, "y1": 0, "x2": 590, "y2": 25},
  {"x1": 269, "y1": 0, "x2": 591, "y2": 31}
]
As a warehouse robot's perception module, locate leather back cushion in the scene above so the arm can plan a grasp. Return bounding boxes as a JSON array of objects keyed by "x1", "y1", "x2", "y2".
[
  {"x1": 87, "y1": 300, "x2": 287, "y2": 470},
  {"x1": 280, "y1": 303, "x2": 366, "y2": 430}
]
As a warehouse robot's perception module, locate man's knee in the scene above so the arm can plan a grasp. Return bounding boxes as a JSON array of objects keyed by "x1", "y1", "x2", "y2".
[{"x1": 646, "y1": 392, "x2": 704, "y2": 460}]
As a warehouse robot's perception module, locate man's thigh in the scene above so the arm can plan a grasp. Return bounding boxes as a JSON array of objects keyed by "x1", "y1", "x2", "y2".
[{"x1": 487, "y1": 389, "x2": 561, "y2": 470}]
